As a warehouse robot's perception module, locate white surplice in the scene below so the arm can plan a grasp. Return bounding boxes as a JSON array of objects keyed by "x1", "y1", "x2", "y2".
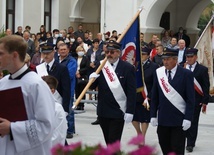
[
  {"x1": 0, "y1": 71, "x2": 55, "y2": 155},
  {"x1": 52, "y1": 101, "x2": 67, "y2": 146}
]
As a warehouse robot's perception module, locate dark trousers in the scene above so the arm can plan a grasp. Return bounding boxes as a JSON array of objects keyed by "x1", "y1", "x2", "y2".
[
  {"x1": 98, "y1": 116, "x2": 124, "y2": 144},
  {"x1": 157, "y1": 125, "x2": 186, "y2": 155},
  {"x1": 186, "y1": 105, "x2": 202, "y2": 147}
]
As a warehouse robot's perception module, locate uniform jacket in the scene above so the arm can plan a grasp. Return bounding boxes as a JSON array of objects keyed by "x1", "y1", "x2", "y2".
[
  {"x1": 151, "y1": 65, "x2": 195, "y2": 126},
  {"x1": 192, "y1": 62, "x2": 210, "y2": 105},
  {"x1": 92, "y1": 59, "x2": 136, "y2": 119},
  {"x1": 137, "y1": 59, "x2": 158, "y2": 102},
  {"x1": 48, "y1": 60, "x2": 71, "y2": 112}
]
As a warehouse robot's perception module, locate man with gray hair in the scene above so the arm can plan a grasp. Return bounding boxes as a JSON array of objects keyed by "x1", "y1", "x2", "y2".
[
  {"x1": 23, "y1": 30, "x2": 35, "y2": 58},
  {"x1": 150, "y1": 47, "x2": 195, "y2": 155}
]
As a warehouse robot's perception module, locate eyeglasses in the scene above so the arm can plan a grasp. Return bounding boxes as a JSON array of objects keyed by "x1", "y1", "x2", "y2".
[{"x1": 105, "y1": 50, "x2": 116, "y2": 54}]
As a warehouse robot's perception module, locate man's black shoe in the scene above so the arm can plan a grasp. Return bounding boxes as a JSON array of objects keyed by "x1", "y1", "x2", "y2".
[
  {"x1": 186, "y1": 146, "x2": 193, "y2": 152},
  {"x1": 66, "y1": 133, "x2": 73, "y2": 139},
  {"x1": 91, "y1": 119, "x2": 99, "y2": 125}
]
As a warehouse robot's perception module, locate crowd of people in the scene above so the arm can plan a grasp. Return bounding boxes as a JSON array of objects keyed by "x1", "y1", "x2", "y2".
[{"x1": 0, "y1": 24, "x2": 209, "y2": 155}]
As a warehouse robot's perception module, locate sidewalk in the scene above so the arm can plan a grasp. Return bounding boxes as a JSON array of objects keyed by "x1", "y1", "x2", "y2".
[{"x1": 67, "y1": 103, "x2": 214, "y2": 154}]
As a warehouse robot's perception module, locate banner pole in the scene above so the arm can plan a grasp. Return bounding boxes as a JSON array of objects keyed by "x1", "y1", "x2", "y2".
[{"x1": 117, "y1": 7, "x2": 143, "y2": 43}]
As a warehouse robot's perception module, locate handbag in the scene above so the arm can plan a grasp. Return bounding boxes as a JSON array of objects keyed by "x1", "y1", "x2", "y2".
[{"x1": 77, "y1": 76, "x2": 88, "y2": 85}]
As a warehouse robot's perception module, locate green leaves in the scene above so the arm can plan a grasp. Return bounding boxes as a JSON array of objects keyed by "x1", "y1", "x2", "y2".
[{"x1": 0, "y1": 25, "x2": 6, "y2": 38}]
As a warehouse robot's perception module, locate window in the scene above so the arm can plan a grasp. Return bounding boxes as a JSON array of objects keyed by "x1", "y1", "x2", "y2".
[
  {"x1": 6, "y1": 0, "x2": 15, "y2": 32},
  {"x1": 44, "y1": 0, "x2": 52, "y2": 31}
]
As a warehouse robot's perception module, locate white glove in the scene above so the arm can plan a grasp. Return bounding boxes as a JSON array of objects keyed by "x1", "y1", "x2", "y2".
[
  {"x1": 124, "y1": 113, "x2": 133, "y2": 123},
  {"x1": 89, "y1": 72, "x2": 100, "y2": 80},
  {"x1": 182, "y1": 119, "x2": 191, "y2": 131},
  {"x1": 150, "y1": 117, "x2": 158, "y2": 126}
]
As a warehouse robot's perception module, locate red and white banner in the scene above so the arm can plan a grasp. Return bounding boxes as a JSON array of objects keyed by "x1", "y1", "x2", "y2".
[{"x1": 195, "y1": 16, "x2": 214, "y2": 90}]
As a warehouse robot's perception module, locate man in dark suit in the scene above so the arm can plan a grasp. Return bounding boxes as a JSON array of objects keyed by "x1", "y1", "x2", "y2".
[
  {"x1": 90, "y1": 40, "x2": 136, "y2": 144},
  {"x1": 185, "y1": 48, "x2": 210, "y2": 152},
  {"x1": 40, "y1": 43, "x2": 71, "y2": 113},
  {"x1": 150, "y1": 47, "x2": 195, "y2": 155}
]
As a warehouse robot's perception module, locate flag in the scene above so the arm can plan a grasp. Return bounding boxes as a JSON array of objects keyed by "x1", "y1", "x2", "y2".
[
  {"x1": 195, "y1": 16, "x2": 214, "y2": 91},
  {"x1": 120, "y1": 16, "x2": 144, "y2": 93}
]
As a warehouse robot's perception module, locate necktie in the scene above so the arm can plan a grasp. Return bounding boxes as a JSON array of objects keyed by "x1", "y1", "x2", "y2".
[
  {"x1": 189, "y1": 65, "x2": 192, "y2": 71},
  {"x1": 111, "y1": 63, "x2": 115, "y2": 70},
  {"x1": 168, "y1": 70, "x2": 172, "y2": 82},
  {"x1": 47, "y1": 64, "x2": 50, "y2": 73}
]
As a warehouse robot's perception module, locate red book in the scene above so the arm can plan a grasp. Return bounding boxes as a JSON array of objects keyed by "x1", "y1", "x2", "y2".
[{"x1": 0, "y1": 87, "x2": 27, "y2": 122}]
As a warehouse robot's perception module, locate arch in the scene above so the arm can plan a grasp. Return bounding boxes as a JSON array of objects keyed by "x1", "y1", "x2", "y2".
[
  {"x1": 70, "y1": 0, "x2": 100, "y2": 22},
  {"x1": 140, "y1": 0, "x2": 173, "y2": 33},
  {"x1": 69, "y1": 0, "x2": 86, "y2": 21},
  {"x1": 186, "y1": 0, "x2": 212, "y2": 33}
]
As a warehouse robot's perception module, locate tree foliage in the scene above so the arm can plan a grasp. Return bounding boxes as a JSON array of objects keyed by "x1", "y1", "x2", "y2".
[{"x1": 198, "y1": 4, "x2": 214, "y2": 36}]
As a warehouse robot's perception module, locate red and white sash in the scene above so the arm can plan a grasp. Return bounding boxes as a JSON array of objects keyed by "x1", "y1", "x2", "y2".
[
  {"x1": 185, "y1": 65, "x2": 204, "y2": 96},
  {"x1": 102, "y1": 60, "x2": 127, "y2": 113},
  {"x1": 194, "y1": 78, "x2": 204, "y2": 96},
  {"x1": 156, "y1": 67, "x2": 186, "y2": 114}
]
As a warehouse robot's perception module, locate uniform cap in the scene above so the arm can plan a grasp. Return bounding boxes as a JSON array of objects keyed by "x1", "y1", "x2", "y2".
[
  {"x1": 106, "y1": 40, "x2": 121, "y2": 50},
  {"x1": 40, "y1": 43, "x2": 54, "y2": 53},
  {"x1": 185, "y1": 48, "x2": 198, "y2": 56},
  {"x1": 162, "y1": 47, "x2": 179, "y2": 58},
  {"x1": 141, "y1": 46, "x2": 152, "y2": 55}
]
